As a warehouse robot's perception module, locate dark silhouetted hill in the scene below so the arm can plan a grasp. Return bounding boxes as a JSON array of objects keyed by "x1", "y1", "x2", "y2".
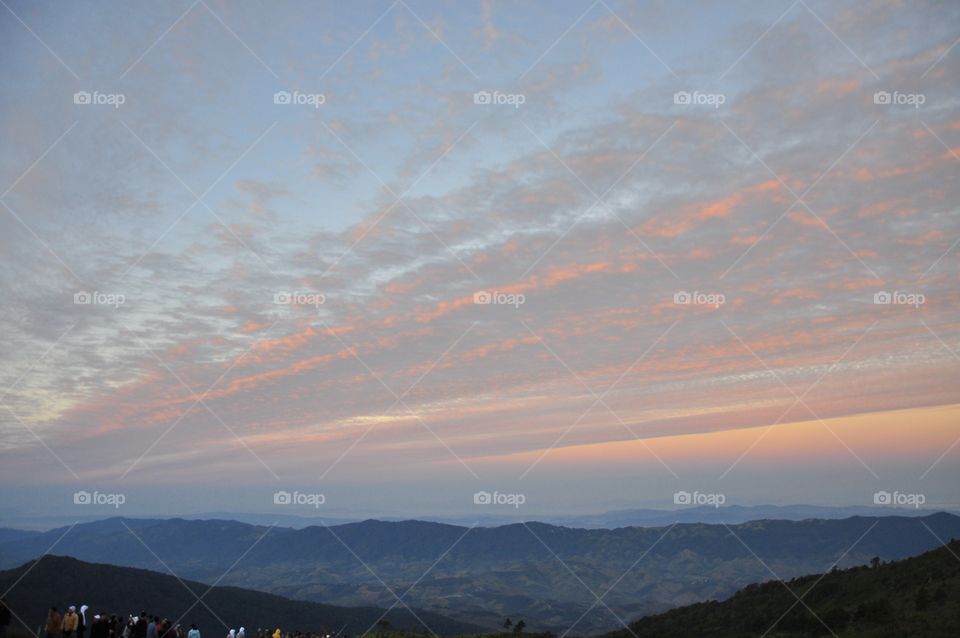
[{"x1": 0, "y1": 555, "x2": 480, "y2": 636}]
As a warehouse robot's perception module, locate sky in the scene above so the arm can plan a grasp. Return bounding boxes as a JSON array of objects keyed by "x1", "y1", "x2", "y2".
[{"x1": 0, "y1": 0, "x2": 958, "y2": 524}]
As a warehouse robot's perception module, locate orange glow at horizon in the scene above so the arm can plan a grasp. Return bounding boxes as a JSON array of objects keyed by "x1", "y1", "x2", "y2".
[{"x1": 475, "y1": 403, "x2": 960, "y2": 470}]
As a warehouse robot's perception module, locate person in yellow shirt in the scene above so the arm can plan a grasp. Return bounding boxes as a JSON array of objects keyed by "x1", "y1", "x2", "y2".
[{"x1": 62, "y1": 607, "x2": 79, "y2": 638}]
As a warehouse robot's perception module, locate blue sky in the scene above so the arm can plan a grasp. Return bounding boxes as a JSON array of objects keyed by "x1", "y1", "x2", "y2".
[{"x1": 1, "y1": 0, "x2": 958, "y2": 522}]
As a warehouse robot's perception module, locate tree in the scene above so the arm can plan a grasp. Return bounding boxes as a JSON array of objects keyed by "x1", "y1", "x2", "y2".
[
  {"x1": 933, "y1": 584, "x2": 947, "y2": 604},
  {"x1": 512, "y1": 620, "x2": 525, "y2": 634},
  {"x1": 870, "y1": 556, "x2": 881, "y2": 569},
  {"x1": 502, "y1": 619, "x2": 513, "y2": 630},
  {"x1": 821, "y1": 608, "x2": 850, "y2": 631}
]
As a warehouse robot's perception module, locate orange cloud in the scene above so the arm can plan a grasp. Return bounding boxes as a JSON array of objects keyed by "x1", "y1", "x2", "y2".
[
  {"x1": 239, "y1": 320, "x2": 272, "y2": 334},
  {"x1": 639, "y1": 179, "x2": 786, "y2": 238}
]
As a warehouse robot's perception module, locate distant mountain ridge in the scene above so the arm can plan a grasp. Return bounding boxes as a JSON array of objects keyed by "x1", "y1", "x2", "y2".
[
  {"x1": 2, "y1": 514, "x2": 959, "y2": 633},
  {"x1": 0, "y1": 555, "x2": 481, "y2": 636},
  {"x1": 540, "y1": 504, "x2": 954, "y2": 529},
  {"x1": 2, "y1": 504, "x2": 950, "y2": 531}
]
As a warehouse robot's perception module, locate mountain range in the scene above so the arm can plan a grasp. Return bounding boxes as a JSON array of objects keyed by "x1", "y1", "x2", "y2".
[
  {"x1": 2, "y1": 504, "x2": 949, "y2": 531},
  {"x1": 2, "y1": 513, "x2": 958, "y2": 633}
]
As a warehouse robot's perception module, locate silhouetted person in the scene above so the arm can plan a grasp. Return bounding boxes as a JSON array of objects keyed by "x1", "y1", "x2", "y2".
[
  {"x1": 46, "y1": 607, "x2": 62, "y2": 638},
  {"x1": 78, "y1": 606, "x2": 89, "y2": 638},
  {"x1": 187, "y1": 624, "x2": 200, "y2": 638},
  {"x1": 90, "y1": 615, "x2": 108, "y2": 638},
  {"x1": 0, "y1": 597, "x2": 11, "y2": 638}
]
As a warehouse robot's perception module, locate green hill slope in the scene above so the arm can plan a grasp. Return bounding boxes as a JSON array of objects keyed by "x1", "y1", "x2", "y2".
[{"x1": 602, "y1": 539, "x2": 960, "y2": 637}]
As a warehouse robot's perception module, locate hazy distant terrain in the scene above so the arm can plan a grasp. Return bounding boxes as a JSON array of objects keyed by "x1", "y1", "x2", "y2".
[{"x1": 2, "y1": 514, "x2": 959, "y2": 633}]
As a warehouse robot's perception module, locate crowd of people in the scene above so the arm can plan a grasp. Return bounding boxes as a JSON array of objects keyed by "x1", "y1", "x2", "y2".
[
  {"x1": 42, "y1": 607, "x2": 205, "y2": 638},
  {"x1": 38, "y1": 608, "x2": 328, "y2": 638}
]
